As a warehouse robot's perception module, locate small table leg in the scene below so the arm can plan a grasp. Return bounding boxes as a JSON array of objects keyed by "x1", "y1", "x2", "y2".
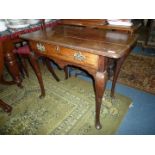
[
  {"x1": 94, "y1": 71, "x2": 108, "y2": 129},
  {"x1": 111, "y1": 55, "x2": 127, "y2": 98},
  {"x1": 29, "y1": 52, "x2": 45, "y2": 98},
  {"x1": 0, "y1": 99, "x2": 12, "y2": 113},
  {"x1": 45, "y1": 58, "x2": 60, "y2": 82},
  {"x1": 93, "y1": 56, "x2": 108, "y2": 129}
]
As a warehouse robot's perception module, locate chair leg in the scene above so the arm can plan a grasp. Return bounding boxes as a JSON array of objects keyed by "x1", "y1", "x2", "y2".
[
  {"x1": 45, "y1": 58, "x2": 60, "y2": 82},
  {"x1": 22, "y1": 57, "x2": 29, "y2": 77},
  {"x1": 17, "y1": 54, "x2": 29, "y2": 78},
  {"x1": 4, "y1": 51, "x2": 23, "y2": 88},
  {"x1": 16, "y1": 54, "x2": 25, "y2": 78}
]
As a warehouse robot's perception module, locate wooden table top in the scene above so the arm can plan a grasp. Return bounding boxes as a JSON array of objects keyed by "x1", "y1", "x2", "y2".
[{"x1": 20, "y1": 25, "x2": 138, "y2": 58}]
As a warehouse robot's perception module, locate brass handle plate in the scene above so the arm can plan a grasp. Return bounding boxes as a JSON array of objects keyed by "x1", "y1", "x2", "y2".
[
  {"x1": 74, "y1": 52, "x2": 86, "y2": 61},
  {"x1": 36, "y1": 43, "x2": 45, "y2": 52}
]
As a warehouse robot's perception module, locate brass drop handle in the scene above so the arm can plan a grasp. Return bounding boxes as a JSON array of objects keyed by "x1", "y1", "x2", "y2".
[
  {"x1": 74, "y1": 51, "x2": 86, "y2": 61},
  {"x1": 36, "y1": 43, "x2": 45, "y2": 52}
]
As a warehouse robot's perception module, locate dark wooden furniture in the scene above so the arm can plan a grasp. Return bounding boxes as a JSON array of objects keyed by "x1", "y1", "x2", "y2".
[
  {"x1": 0, "y1": 41, "x2": 21, "y2": 113},
  {"x1": 134, "y1": 20, "x2": 155, "y2": 51},
  {"x1": 144, "y1": 20, "x2": 155, "y2": 49},
  {"x1": 20, "y1": 25, "x2": 137, "y2": 129},
  {"x1": 61, "y1": 19, "x2": 141, "y2": 35},
  {"x1": 0, "y1": 20, "x2": 59, "y2": 78},
  {"x1": 2, "y1": 41, "x2": 22, "y2": 87},
  {"x1": 0, "y1": 42, "x2": 12, "y2": 113}
]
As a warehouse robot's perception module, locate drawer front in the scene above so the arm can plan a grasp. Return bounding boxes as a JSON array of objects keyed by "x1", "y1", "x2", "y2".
[
  {"x1": 29, "y1": 41, "x2": 99, "y2": 69},
  {"x1": 46, "y1": 46, "x2": 99, "y2": 69},
  {"x1": 56, "y1": 47, "x2": 99, "y2": 69}
]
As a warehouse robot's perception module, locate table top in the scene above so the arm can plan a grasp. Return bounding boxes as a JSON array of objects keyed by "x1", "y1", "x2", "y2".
[{"x1": 20, "y1": 25, "x2": 138, "y2": 58}]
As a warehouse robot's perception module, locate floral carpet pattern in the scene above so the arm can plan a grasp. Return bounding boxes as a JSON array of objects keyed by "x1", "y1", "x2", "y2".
[
  {"x1": 118, "y1": 53, "x2": 155, "y2": 94},
  {"x1": 0, "y1": 66, "x2": 131, "y2": 135}
]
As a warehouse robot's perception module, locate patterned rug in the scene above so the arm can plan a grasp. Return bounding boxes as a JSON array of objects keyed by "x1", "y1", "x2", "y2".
[
  {"x1": 0, "y1": 65, "x2": 132, "y2": 135},
  {"x1": 118, "y1": 53, "x2": 155, "y2": 95}
]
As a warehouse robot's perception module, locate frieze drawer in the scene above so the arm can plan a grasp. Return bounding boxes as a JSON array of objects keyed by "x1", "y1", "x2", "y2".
[
  {"x1": 48, "y1": 46, "x2": 99, "y2": 69},
  {"x1": 29, "y1": 41, "x2": 99, "y2": 69}
]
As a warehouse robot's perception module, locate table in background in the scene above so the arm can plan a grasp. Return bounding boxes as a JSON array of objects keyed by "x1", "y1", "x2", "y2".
[
  {"x1": 0, "y1": 42, "x2": 19, "y2": 113},
  {"x1": 60, "y1": 19, "x2": 141, "y2": 35}
]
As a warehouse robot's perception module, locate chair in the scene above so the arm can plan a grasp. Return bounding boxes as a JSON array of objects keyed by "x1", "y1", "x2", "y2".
[
  {"x1": 13, "y1": 19, "x2": 60, "y2": 82},
  {"x1": 0, "y1": 43, "x2": 12, "y2": 113},
  {"x1": 0, "y1": 41, "x2": 21, "y2": 113}
]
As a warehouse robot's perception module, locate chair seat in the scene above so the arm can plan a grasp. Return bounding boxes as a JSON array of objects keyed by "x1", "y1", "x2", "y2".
[{"x1": 13, "y1": 45, "x2": 30, "y2": 55}]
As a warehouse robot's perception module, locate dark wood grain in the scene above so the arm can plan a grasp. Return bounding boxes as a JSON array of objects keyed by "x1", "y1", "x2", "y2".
[{"x1": 21, "y1": 25, "x2": 138, "y2": 59}]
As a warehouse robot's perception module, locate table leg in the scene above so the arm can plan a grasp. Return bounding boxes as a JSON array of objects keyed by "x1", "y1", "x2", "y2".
[
  {"x1": 45, "y1": 58, "x2": 60, "y2": 82},
  {"x1": 4, "y1": 51, "x2": 22, "y2": 88},
  {"x1": 29, "y1": 52, "x2": 45, "y2": 98},
  {"x1": 111, "y1": 55, "x2": 126, "y2": 97},
  {"x1": 93, "y1": 56, "x2": 108, "y2": 129},
  {"x1": 0, "y1": 99, "x2": 12, "y2": 113},
  {"x1": 94, "y1": 71, "x2": 108, "y2": 129}
]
